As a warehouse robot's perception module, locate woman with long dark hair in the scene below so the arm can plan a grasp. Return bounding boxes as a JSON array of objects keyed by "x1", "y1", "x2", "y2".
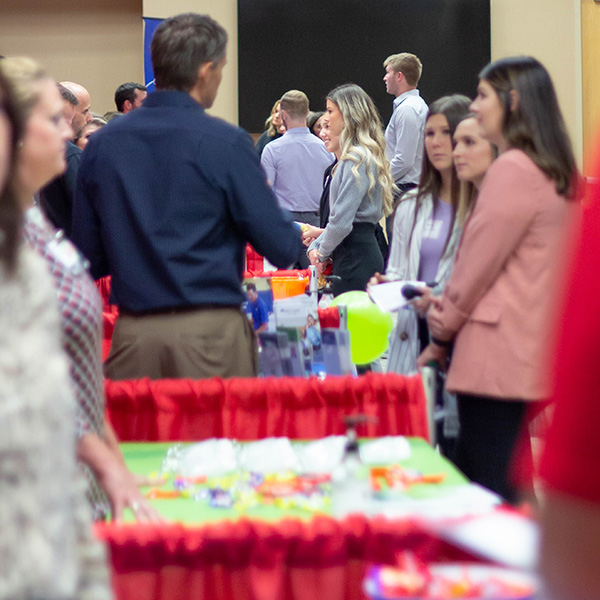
[
  {"x1": 376, "y1": 95, "x2": 472, "y2": 375},
  {"x1": 418, "y1": 56, "x2": 578, "y2": 502},
  {"x1": 307, "y1": 83, "x2": 393, "y2": 296}
]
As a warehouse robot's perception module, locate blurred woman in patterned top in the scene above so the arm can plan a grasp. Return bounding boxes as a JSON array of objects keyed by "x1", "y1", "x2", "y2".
[
  {"x1": 0, "y1": 62, "x2": 112, "y2": 599},
  {"x1": 1, "y1": 56, "x2": 161, "y2": 522}
]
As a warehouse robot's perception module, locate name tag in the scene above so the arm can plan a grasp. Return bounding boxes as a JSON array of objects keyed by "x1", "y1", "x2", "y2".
[
  {"x1": 47, "y1": 233, "x2": 90, "y2": 275},
  {"x1": 423, "y1": 219, "x2": 443, "y2": 240}
]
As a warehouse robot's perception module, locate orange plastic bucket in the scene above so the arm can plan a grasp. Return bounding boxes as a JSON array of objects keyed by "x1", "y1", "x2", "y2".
[{"x1": 271, "y1": 276, "x2": 309, "y2": 300}]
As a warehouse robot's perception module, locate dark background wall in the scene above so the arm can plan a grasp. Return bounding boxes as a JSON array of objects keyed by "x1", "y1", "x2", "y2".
[{"x1": 238, "y1": 0, "x2": 490, "y2": 132}]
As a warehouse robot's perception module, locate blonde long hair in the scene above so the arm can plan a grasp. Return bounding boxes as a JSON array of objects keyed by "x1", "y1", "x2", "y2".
[
  {"x1": 0, "y1": 57, "x2": 50, "y2": 274},
  {"x1": 327, "y1": 84, "x2": 394, "y2": 216},
  {"x1": 0, "y1": 57, "x2": 49, "y2": 123},
  {"x1": 265, "y1": 100, "x2": 281, "y2": 136}
]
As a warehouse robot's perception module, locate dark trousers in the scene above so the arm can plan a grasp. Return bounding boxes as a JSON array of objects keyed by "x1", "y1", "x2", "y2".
[
  {"x1": 331, "y1": 222, "x2": 383, "y2": 297},
  {"x1": 455, "y1": 393, "x2": 528, "y2": 504},
  {"x1": 385, "y1": 182, "x2": 418, "y2": 248},
  {"x1": 290, "y1": 210, "x2": 320, "y2": 269}
]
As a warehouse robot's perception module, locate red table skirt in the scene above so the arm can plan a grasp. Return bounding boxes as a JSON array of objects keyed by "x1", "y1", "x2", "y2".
[
  {"x1": 105, "y1": 373, "x2": 429, "y2": 442},
  {"x1": 97, "y1": 515, "x2": 475, "y2": 600}
]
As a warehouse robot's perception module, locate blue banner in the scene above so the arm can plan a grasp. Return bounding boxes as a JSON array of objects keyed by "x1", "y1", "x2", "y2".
[{"x1": 143, "y1": 17, "x2": 164, "y2": 93}]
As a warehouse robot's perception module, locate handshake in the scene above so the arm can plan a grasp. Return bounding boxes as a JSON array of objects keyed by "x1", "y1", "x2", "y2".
[{"x1": 297, "y1": 222, "x2": 324, "y2": 247}]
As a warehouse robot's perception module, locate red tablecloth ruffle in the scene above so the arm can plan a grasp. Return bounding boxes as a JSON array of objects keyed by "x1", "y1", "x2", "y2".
[
  {"x1": 97, "y1": 515, "x2": 475, "y2": 600},
  {"x1": 105, "y1": 373, "x2": 429, "y2": 442}
]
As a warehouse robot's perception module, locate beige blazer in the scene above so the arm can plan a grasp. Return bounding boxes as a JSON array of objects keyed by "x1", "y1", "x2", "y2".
[{"x1": 439, "y1": 149, "x2": 572, "y2": 400}]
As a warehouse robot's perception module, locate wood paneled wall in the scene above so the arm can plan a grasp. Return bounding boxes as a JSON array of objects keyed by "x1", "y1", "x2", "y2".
[
  {"x1": 0, "y1": 0, "x2": 144, "y2": 117},
  {"x1": 582, "y1": 0, "x2": 600, "y2": 172}
]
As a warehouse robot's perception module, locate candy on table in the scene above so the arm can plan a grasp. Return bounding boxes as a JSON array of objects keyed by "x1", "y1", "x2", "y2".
[
  {"x1": 173, "y1": 475, "x2": 207, "y2": 490},
  {"x1": 297, "y1": 473, "x2": 331, "y2": 492},
  {"x1": 264, "y1": 470, "x2": 296, "y2": 483},
  {"x1": 148, "y1": 445, "x2": 335, "y2": 511},
  {"x1": 233, "y1": 489, "x2": 261, "y2": 511},
  {"x1": 486, "y1": 577, "x2": 535, "y2": 597},
  {"x1": 430, "y1": 570, "x2": 533, "y2": 598},
  {"x1": 293, "y1": 493, "x2": 328, "y2": 513},
  {"x1": 256, "y1": 473, "x2": 330, "y2": 498},
  {"x1": 370, "y1": 466, "x2": 445, "y2": 492},
  {"x1": 173, "y1": 477, "x2": 188, "y2": 490},
  {"x1": 378, "y1": 566, "x2": 428, "y2": 598},
  {"x1": 207, "y1": 474, "x2": 237, "y2": 489},
  {"x1": 194, "y1": 489, "x2": 210, "y2": 502},
  {"x1": 268, "y1": 493, "x2": 326, "y2": 513},
  {"x1": 209, "y1": 488, "x2": 234, "y2": 509},
  {"x1": 366, "y1": 554, "x2": 537, "y2": 600},
  {"x1": 146, "y1": 489, "x2": 181, "y2": 499},
  {"x1": 273, "y1": 497, "x2": 294, "y2": 510},
  {"x1": 435, "y1": 570, "x2": 483, "y2": 598},
  {"x1": 186, "y1": 475, "x2": 207, "y2": 484},
  {"x1": 258, "y1": 481, "x2": 298, "y2": 497},
  {"x1": 249, "y1": 472, "x2": 264, "y2": 487},
  {"x1": 135, "y1": 471, "x2": 169, "y2": 487}
]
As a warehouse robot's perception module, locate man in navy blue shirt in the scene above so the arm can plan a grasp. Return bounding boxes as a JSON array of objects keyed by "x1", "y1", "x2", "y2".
[{"x1": 73, "y1": 12, "x2": 301, "y2": 380}]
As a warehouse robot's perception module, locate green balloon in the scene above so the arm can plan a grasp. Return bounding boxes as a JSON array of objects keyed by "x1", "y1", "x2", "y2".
[{"x1": 331, "y1": 291, "x2": 393, "y2": 364}]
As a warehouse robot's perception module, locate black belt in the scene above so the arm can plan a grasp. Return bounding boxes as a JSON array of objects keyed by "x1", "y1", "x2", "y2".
[
  {"x1": 120, "y1": 304, "x2": 239, "y2": 317},
  {"x1": 291, "y1": 210, "x2": 320, "y2": 216}
]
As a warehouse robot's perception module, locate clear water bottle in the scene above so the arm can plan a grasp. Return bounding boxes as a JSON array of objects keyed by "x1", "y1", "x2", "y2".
[
  {"x1": 331, "y1": 422, "x2": 370, "y2": 518},
  {"x1": 309, "y1": 264, "x2": 318, "y2": 295}
]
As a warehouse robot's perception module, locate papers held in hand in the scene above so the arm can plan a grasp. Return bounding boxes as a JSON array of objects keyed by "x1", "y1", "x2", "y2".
[{"x1": 368, "y1": 280, "x2": 428, "y2": 313}]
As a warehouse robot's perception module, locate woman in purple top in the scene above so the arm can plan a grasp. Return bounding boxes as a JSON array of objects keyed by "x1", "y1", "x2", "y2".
[{"x1": 375, "y1": 95, "x2": 474, "y2": 375}]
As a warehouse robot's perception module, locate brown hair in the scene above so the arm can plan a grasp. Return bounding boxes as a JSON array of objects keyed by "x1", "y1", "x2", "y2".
[
  {"x1": 479, "y1": 56, "x2": 577, "y2": 198},
  {"x1": 408, "y1": 94, "x2": 473, "y2": 251},
  {"x1": 383, "y1": 53, "x2": 423, "y2": 87},
  {"x1": 280, "y1": 90, "x2": 309, "y2": 120},
  {"x1": 151, "y1": 13, "x2": 228, "y2": 91}
]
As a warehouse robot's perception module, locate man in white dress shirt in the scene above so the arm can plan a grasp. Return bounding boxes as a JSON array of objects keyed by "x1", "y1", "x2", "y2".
[{"x1": 383, "y1": 53, "x2": 428, "y2": 242}]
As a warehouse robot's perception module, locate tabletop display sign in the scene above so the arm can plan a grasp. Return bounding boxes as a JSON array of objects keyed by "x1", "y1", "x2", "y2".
[
  {"x1": 321, "y1": 328, "x2": 354, "y2": 376},
  {"x1": 274, "y1": 294, "x2": 322, "y2": 375},
  {"x1": 258, "y1": 331, "x2": 296, "y2": 377}
]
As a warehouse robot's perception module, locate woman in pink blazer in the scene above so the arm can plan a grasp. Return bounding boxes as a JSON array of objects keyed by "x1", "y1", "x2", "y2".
[{"x1": 417, "y1": 56, "x2": 578, "y2": 502}]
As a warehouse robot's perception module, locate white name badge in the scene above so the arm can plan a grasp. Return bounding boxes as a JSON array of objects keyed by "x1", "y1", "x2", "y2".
[{"x1": 423, "y1": 219, "x2": 443, "y2": 240}]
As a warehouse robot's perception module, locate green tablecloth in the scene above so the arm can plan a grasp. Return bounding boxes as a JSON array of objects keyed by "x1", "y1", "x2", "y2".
[{"x1": 122, "y1": 438, "x2": 467, "y2": 524}]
